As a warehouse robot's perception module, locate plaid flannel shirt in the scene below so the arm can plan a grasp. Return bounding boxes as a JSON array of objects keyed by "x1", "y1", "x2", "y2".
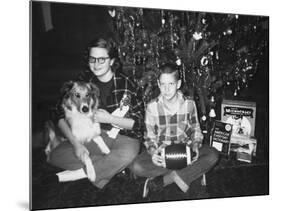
[
  {"x1": 52, "y1": 69, "x2": 144, "y2": 140},
  {"x1": 144, "y1": 91, "x2": 203, "y2": 151}
]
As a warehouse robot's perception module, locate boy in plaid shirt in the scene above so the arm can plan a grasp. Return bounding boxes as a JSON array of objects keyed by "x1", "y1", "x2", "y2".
[{"x1": 130, "y1": 63, "x2": 218, "y2": 197}]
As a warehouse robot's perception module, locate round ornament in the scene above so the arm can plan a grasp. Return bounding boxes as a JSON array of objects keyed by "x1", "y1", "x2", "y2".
[{"x1": 200, "y1": 56, "x2": 209, "y2": 66}]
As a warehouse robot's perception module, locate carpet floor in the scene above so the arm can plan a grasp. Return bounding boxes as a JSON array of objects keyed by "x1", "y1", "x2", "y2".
[{"x1": 31, "y1": 146, "x2": 268, "y2": 210}]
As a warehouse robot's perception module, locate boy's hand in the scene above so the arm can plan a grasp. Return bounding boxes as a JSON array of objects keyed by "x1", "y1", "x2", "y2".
[
  {"x1": 191, "y1": 143, "x2": 200, "y2": 163},
  {"x1": 151, "y1": 145, "x2": 166, "y2": 167},
  {"x1": 152, "y1": 152, "x2": 165, "y2": 167}
]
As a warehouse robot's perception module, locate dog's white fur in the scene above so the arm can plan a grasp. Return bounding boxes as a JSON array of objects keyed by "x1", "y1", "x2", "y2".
[{"x1": 45, "y1": 81, "x2": 110, "y2": 182}]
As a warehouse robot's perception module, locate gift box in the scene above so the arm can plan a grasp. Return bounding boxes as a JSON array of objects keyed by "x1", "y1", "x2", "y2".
[
  {"x1": 221, "y1": 100, "x2": 256, "y2": 137},
  {"x1": 220, "y1": 100, "x2": 258, "y2": 163},
  {"x1": 210, "y1": 121, "x2": 233, "y2": 156},
  {"x1": 236, "y1": 151, "x2": 252, "y2": 163},
  {"x1": 230, "y1": 134, "x2": 257, "y2": 163}
]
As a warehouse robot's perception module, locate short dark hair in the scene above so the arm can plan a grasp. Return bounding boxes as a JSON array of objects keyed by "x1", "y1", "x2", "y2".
[
  {"x1": 158, "y1": 63, "x2": 180, "y2": 80},
  {"x1": 85, "y1": 37, "x2": 120, "y2": 71},
  {"x1": 87, "y1": 38, "x2": 118, "y2": 59}
]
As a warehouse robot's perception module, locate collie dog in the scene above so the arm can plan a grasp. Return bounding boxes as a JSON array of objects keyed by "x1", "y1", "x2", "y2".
[{"x1": 45, "y1": 81, "x2": 110, "y2": 182}]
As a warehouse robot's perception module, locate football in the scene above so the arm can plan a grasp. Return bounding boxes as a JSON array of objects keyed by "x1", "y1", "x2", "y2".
[{"x1": 161, "y1": 144, "x2": 196, "y2": 170}]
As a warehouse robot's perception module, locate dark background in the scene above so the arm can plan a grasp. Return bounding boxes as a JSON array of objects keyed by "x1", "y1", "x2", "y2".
[{"x1": 32, "y1": 2, "x2": 112, "y2": 56}]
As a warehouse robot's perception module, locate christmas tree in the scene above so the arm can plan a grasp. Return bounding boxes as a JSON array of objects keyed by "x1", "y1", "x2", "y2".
[{"x1": 107, "y1": 6, "x2": 268, "y2": 123}]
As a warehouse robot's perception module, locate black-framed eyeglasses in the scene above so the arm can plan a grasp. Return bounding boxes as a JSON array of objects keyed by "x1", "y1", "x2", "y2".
[{"x1": 88, "y1": 56, "x2": 110, "y2": 64}]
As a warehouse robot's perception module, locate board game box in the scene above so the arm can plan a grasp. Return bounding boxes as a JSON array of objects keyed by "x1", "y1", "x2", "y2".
[{"x1": 221, "y1": 99, "x2": 256, "y2": 137}]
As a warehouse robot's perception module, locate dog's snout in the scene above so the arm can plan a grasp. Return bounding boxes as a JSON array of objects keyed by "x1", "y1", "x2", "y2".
[{"x1": 82, "y1": 106, "x2": 89, "y2": 113}]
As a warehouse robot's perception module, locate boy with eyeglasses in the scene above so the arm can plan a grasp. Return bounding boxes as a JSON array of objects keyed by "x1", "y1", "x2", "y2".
[
  {"x1": 45, "y1": 38, "x2": 144, "y2": 189},
  {"x1": 130, "y1": 63, "x2": 219, "y2": 198}
]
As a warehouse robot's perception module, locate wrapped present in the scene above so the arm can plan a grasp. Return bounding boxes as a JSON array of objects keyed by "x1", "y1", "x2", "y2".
[{"x1": 230, "y1": 134, "x2": 257, "y2": 163}]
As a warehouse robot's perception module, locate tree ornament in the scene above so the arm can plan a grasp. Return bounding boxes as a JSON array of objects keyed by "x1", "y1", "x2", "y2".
[
  {"x1": 237, "y1": 85, "x2": 240, "y2": 90},
  {"x1": 108, "y1": 9, "x2": 116, "y2": 17},
  {"x1": 202, "y1": 115, "x2": 207, "y2": 121},
  {"x1": 226, "y1": 28, "x2": 233, "y2": 35},
  {"x1": 193, "y1": 31, "x2": 203, "y2": 40},
  {"x1": 215, "y1": 51, "x2": 219, "y2": 60},
  {"x1": 176, "y1": 57, "x2": 182, "y2": 66},
  {"x1": 209, "y1": 108, "x2": 216, "y2": 118},
  {"x1": 210, "y1": 95, "x2": 215, "y2": 103},
  {"x1": 200, "y1": 56, "x2": 209, "y2": 66},
  {"x1": 161, "y1": 10, "x2": 166, "y2": 27},
  {"x1": 202, "y1": 18, "x2": 206, "y2": 24},
  {"x1": 197, "y1": 69, "x2": 202, "y2": 76},
  {"x1": 143, "y1": 42, "x2": 148, "y2": 48}
]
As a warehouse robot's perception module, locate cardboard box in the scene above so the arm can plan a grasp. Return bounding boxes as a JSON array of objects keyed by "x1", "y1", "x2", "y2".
[
  {"x1": 221, "y1": 100, "x2": 256, "y2": 137},
  {"x1": 236, "y1": 151, "x2": 252, "y2": 163},
  {"x1": 210, "y1": 121, "x2": 233, "y2": 155},
  {"x1": 230, "y1": 134, "x2": 257, "y2": 158}
]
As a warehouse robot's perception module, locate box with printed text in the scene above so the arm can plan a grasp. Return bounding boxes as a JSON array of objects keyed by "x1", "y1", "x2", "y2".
[
  {"x1": 221, "y1": 99, "x2": 256, "y2": 137},
  {"x1": 221, "y1": 99, "x2": 257, "y2": 162}
]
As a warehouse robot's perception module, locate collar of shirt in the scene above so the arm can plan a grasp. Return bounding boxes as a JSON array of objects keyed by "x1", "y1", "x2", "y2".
[
  {"x1": 157, "y1": 91, "x2": 186, "y2": 114},
  {"x1": 90, "y1": 71, "x2": 128, "y2": 110}
]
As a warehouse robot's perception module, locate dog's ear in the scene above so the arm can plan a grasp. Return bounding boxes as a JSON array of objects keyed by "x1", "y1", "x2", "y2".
[
  {"x1": 88, "y1": 82, "x2": 100, "y2": 98},
  {"x1": 60, "y1": 81, "x2": 75, "y2": 96},
  {"x1": 88, "y1": 82, "x2": 100, "y2": 110},
  {"x1": 62, "y1": 98, "x2": 73, "y2": 111},
  {"x1": 91, "y1": 97, "x2": 99, "y2": 110}
]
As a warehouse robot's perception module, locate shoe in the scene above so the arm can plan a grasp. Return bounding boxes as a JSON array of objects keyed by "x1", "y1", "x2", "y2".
[{"x1": 142, "y1": 176, "x2": 163, "y2": 198}]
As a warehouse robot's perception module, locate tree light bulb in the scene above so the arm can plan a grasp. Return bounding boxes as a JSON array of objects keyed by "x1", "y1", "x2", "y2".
[
  {"x1": 209, "y1": 108, "x2": 216, "y2": 118},
  {"x1": 202, "y1": 115, "x2": 207, "y2": 121}
]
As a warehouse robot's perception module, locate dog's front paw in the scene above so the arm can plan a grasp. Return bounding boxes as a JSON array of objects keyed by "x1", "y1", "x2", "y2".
[{"x1": 101, "y1": 147, "x2": 110, "y2": 154}]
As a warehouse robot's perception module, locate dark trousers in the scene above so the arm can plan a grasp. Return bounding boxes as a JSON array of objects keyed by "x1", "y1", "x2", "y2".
[
  {"x1": 48, "y1": 130, "x2": 140, "y2": 188},
  {"x1": 130, "y1": 145, "x2": 219, "y2": 187}
]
